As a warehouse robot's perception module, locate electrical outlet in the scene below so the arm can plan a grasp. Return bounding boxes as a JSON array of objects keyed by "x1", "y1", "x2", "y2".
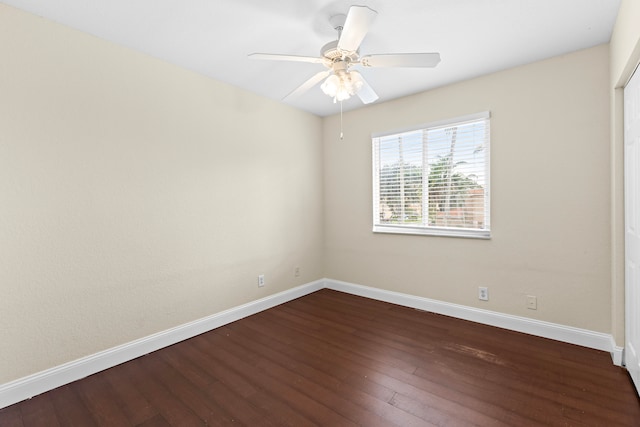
[
  {"x1": 294, "y1": 266, "x2": 300, "y2": 277},
  {"x1": 478, "y1": 287, "x2": 489, "y2": 301},
  {"x1": 258, "y1": 274, "x2": 265, "y2": 287},
  {"x1": 526, "y1": 295, "x2": 537, "y2": 310}
]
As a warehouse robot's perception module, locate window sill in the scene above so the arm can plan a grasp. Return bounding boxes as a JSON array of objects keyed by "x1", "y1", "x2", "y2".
[{"x1": 373, "y1": 225, "x2": 491, "y2": 239}]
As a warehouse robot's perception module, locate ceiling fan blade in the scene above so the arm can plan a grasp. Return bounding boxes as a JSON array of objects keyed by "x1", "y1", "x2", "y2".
[
  {"x1": 337, "y1": 6, "x2": 378, "y2": 53},
  {"x1": 249, "y1": 53, "x2": 326, "y2": 64},
  {"x1": 284, "y1": 70, "x2": 331, "y2": 100},
  {"x1": 361, "y1": 53, "x2": 441, "y2": 68},
  {"x1": 357, "y1": 76, "x2": 379, "y2": 104}
]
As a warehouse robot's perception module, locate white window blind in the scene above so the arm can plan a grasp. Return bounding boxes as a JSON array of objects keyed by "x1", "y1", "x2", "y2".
[{"x1": 372, "y1": 112, "x2": 490, "y2": 238}]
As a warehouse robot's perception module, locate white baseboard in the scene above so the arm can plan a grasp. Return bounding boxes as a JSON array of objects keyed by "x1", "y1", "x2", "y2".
[
  {"x1": 0, "y1": 280, "x2": 324, "y2": 410},
  {"x1": 0, "y1": 277, "x2": 623, "y2": 410},
  {"x1": 611, "y1": 341, "x2": 624, "y2": 366},
  {"x1": 323, "y1": 278, "x2": 622, "y2": 366}
]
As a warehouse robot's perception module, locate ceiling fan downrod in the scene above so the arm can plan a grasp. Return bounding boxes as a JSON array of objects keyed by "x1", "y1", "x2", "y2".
[{"x1": 329, "y1": 13, "x2": 347, "y2": 39}]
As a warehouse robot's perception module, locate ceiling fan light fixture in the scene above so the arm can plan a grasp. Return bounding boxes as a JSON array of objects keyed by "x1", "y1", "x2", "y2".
[{"x1": 321, "y1": 70, "x2": 364, "y2": 102}]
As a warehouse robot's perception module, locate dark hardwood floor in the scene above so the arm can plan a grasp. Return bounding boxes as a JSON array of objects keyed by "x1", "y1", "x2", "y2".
[{"x1": 2, "y1": 289, "x2": 639, "y2": 426}]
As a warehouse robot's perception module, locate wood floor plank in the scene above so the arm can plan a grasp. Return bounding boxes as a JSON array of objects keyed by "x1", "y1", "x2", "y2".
[
  {"x1": 288, "y1": 290, "x2": 636, "y2": 412},
  {"x1": 196, "y1": 332, "x2": 358, "y2": 426},
  {"x1": 236, "y1": 314, "x2": 428, "y2": 418},
  {"x1": 71, "y1": 371, "x2": 131, "y2": 426},
  {"x1": 226, "y1": 319, "x2": 397, "y2": 402},
  {"x1": 0, "y1": 404, "x2": 25, "y2": 427},
  {"x1": 168, "y1": 339, "x2": 258, "y2": 398},
  {"x1": 134, "y1": 414, "x2": 172, "y2": 427},
  {"x1": 205, "y1": 380, "x2": 278, "y2": 427},
  {"x1": 245, "y1": 305, "x2": 525, "y2": 426},
  {"x1": 48, "y1": 384, "x2": 98, "y2": 427},
  {"x1": 118, "y1": 357, "x2": 206, "y2": 427},
  {"x1": 261, "y1": 307, "x2": 422, "y2": 373},
  {"x1": 2, "y1": 288, "x2": 639, "y2": 426},
  {"x1": 19, "y1": 393, "x2": 61, "y2": 427},
  {"x1": 422, "y1": 345, "x2": 637, "y2": 424},
  {"x1": 101, "y1": 362, "x2": 158, "y2": 426},
  {"x1": 244, "y1": 390, "x2": 318, "y2": 427},
  {"x1": 157, "y1": 344, "x2": 278, "y2": 425},
  {"x1": 186, "y1": 335, "x2": 318, "y2": 427},
  {"x1": 142, "y1": 352, "x2": 237, "y2": 426},
  {"x1": 246, "y1": 296, "x2": 580, "y2": 426},
  {"x1": 212, "y1": 324, "x2": 433, "y2": 427},
  {"x1": 171, "y1": 339, "x2": 314, "y2": 427}
]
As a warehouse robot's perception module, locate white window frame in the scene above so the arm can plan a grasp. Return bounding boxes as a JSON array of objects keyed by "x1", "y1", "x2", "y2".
[{"x1": 372, "y1": 112, "x2": 491, "y2": 239}]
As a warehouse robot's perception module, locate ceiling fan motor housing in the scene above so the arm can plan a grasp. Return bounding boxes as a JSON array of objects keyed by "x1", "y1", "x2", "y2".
[{"x1": 321, "y1": 40, "x2": 359, "y2": 64}]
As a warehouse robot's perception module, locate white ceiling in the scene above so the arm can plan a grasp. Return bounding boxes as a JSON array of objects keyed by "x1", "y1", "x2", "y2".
[{"x1": 2, "y1": 0, "x2": 621, "y2": 117}]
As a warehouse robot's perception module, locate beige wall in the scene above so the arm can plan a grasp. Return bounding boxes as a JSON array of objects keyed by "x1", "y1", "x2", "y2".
[
  {"x1": 0, "y1": 5, "x2": 324, "y2": 383},
  {"x1": 610, "y1": 0, "x2": 640, "y2": 346},
  {"x1": 324, "y1": 45, "x2": 611, "y2": 332}
]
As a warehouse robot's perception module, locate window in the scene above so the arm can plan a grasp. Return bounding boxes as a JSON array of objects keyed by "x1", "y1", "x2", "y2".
[{"x1": 372, "y1": 112, "x2": 490, "y2": 239}]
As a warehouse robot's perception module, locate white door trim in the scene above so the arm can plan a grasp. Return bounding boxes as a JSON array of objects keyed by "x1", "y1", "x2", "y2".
[{"x1": 624, "y1": 62, "x2": 640, "y2": 394}]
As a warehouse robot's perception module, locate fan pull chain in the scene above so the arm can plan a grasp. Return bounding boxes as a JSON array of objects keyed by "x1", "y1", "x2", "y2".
[{"x1": 340, "y1": 100, "x2": 344, "y2": 140}]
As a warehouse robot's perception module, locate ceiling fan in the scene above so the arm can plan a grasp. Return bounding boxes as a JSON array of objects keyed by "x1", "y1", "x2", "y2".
[{"x1": 249, "y1": 5, "x2": 441, "y2": 105}]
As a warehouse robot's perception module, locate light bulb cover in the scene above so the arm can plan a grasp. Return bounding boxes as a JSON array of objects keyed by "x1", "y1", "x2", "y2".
[
  {"x1": 336, "y1": 87, "x2": 351, "y2": 101},
  {"x1": 321, "y1": 74, "x2": 340, "y2": 97},
  {"x1": 349, "y1": 71, "x2": 364, "y2": 93}
]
